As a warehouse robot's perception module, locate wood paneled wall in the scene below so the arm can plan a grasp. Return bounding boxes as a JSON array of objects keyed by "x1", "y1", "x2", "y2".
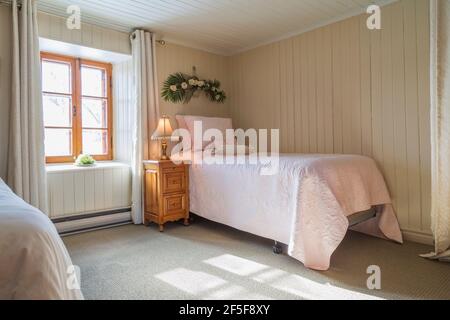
[
  {"x1": 38, "y1": 12, "x2": 131, "y2": 55},
  {"x1": 229, "y1": 0, "x2": 431, "y2": 238}
]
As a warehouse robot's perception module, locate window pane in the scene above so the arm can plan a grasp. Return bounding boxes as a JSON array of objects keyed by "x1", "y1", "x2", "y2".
[
  {"x1": 82, "y1": 66, "x2": 106, "y2": 97},
  {"x1": 42, "y1": 60, "x2": 71, "y2": 94},
  {"x1": 82, "y1": 129, "x2": 108, "y2": 155},
  {"x1": 45, "y1": 128, "x2": 72, "y2": 157},
  {"x1": 43, "y1": 95, "x2": 72, "y2": 127},
  {"x1": 82, "y1": 98, "x2": 107, "y2": 128}
]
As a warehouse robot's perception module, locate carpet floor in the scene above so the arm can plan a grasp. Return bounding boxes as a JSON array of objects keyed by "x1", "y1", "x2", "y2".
[{"x1": 63, "y1": 218, "x2": 450, "y2": 300}]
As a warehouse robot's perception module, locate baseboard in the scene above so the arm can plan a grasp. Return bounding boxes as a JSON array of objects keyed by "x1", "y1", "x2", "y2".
[
  {"x1": 402, "y1": 229, "x2": 434, "y2": 246},
  {"x1": 59, "y1": 221, "x2": 133, "y2": 237},
  {"x1": 52, "y1": 207, "x2": 131, "y2": 223},
  {"x1": 55, "y1": 210, "x2": 132, "y2": 235}
]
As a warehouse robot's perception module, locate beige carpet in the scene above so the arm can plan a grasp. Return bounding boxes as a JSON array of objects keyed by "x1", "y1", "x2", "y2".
[{"x1": 63, "y1": 219, "x2": 450, "y2": 300}]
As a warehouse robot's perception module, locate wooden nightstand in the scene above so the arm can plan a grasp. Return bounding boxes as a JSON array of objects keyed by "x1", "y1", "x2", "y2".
[{"x1": 143, "y1": 160, "x2": 189, "y2": 232}]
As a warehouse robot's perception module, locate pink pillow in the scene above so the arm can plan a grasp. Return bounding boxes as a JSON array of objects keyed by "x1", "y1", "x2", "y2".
[
  {"x1": 183, "y1": 116, "x2": 233, "y2": 150},
  {"x1": 175, "y1": 115, "x2": 188, "y2": 130}
]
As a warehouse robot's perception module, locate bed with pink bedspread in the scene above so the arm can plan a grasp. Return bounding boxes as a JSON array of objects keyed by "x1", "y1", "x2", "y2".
[{"x1": 180, "y1": 152, "x2": 403, "y2": 271}]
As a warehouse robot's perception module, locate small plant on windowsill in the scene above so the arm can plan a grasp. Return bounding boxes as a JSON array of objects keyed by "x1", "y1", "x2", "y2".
[{"x1": 74, "y1": 154, "x2": 96, "y2": 167}]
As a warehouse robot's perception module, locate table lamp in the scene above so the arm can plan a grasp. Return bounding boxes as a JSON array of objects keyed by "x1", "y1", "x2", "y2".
[{"x1": 151, "y1": 115, "x2": 174, "y2": 160}]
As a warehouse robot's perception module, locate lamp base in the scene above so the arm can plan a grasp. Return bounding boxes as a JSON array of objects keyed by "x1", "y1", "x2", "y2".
[{"x1": 161, "y1": 140, "x2": 169, "y2": 161}]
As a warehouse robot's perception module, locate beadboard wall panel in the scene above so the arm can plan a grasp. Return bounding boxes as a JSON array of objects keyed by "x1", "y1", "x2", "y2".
[
  {"x1": 229, "y1": 0, "x2": 431, "y2": 236},
  {"x1": 47, "y1": 165, "x2": 131, "y2": 218},
  {"x1": 38, "y1": 12, "x2": 131, "y2": 55}
]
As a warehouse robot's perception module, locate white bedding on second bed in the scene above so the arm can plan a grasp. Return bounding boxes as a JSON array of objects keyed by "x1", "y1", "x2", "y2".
[{"x1": 175, "y1": 152, "x2": 403, "y2": 270}]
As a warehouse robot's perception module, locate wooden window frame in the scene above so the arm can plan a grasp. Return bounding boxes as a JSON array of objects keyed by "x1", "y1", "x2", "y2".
[{"x1": 41, "y1": 52, "x2": 113, "y2": 163}]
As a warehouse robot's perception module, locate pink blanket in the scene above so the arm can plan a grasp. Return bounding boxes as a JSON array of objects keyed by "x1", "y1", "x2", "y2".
[
  {"x1": 183, "y1": 153, "x2": 403, "y2": 271},
  {"x1": 287, "y1": 155, "x2": 403, "y2": 270}
]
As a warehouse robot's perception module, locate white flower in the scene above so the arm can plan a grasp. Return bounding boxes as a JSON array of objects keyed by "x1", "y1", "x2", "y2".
[
  {"x1": 181, "y1": 82, "x2": 188, "y2": 89},
  {"x1": 215, "y1": 94, "x2": 221, "y2": 100},
  {"x1": 188, "y1": 79, "x2": 197, "y2": 86},
  {"x1": 170, "y1": 85, "x2": 177, "y2": 92},
  {"x1": 197, "y1": 80, "x2": 205, "y2": 87},
  {"x1": 211, "y1": 87, "x2": 217, "y2": 92}
]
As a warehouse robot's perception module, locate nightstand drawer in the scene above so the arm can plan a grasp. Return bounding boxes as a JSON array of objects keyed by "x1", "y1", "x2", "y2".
[
  {"x1": 162, "y1": 165, "x2": 185, "y2": 173},
  {"x1": 163, "y1": 194, "x2": 187, "y2": 216},
  {"x1": 162, "y1": 171, "x2": 186, "y2": 194}
]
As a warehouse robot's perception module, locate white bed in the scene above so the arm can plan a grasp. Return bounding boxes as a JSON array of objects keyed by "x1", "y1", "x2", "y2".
[
  {"x1": 0, "y1": 179, "x2": 83, "y2": 300},
  {"x1": 176, "y1": 152, "x2": 403, "y2": 271}
]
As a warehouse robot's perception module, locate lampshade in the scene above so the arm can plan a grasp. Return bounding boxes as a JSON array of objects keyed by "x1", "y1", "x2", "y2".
[{"x1": 152, "y1": 115, "x2": 174, "y2": 140}]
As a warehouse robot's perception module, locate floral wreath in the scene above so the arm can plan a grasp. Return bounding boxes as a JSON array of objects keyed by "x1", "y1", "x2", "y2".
[{"x1": 161, "y1": 72, "x2": 226, "y2": 104}]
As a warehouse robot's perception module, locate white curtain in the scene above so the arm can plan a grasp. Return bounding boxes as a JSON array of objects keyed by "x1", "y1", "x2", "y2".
[
  {"x1": 130, "y1": 30, "x2": 160, "y2": 224},
  {"x1": 7, "y1": 0, "x2": 48, "y2": 214},
  {"x1": 424, "y1": 0, "x2": 450, "y2": 262}
]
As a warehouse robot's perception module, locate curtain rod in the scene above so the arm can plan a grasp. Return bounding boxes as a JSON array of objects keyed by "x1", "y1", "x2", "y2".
[{"x1": 130, "y1": 30, "x2": 166, "y2": 45}]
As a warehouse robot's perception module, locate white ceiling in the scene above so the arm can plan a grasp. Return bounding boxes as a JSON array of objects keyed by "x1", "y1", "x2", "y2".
[{"x1": 37, "y1": 0, "x2": 395, "y2": 56}]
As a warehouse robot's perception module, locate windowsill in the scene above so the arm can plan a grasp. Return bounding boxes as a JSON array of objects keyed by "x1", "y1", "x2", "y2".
[{"x1": 46, "y1": 161, "x2": 130, "y2": 174}]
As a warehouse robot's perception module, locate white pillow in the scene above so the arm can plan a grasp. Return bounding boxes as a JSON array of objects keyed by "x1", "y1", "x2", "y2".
[{"x1": 184, "y1": 116, "x2": 233, "y2": 151}]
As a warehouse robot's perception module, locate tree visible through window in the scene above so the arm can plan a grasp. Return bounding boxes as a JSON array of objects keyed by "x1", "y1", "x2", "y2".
[{"x1": 41, "y1": 53, "x2": 113, "y2": 163}]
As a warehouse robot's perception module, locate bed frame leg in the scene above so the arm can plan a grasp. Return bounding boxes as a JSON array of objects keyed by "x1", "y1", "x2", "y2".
[{"x1": 272, "y1": 241, "x2": 282, "y2": 254}]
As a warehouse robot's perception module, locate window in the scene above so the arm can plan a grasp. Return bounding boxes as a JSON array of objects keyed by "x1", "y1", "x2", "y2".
[{"x1": 41, "y1": 52, "x2": 113, "y2": 163}]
